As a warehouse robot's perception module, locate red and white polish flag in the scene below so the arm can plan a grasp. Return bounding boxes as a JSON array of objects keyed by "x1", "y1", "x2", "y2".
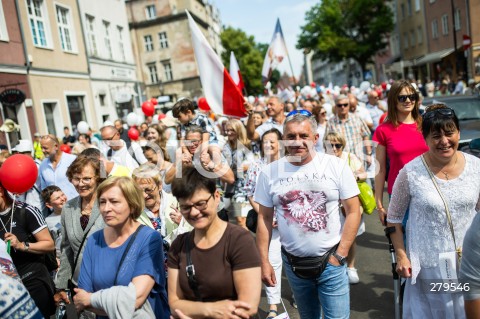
[
  {"x1": 186, "y1": 11, "x2": 246, "y2": 117},
  {"x1": 229, "y1": 51, "x2": 245, "y2": 92}
]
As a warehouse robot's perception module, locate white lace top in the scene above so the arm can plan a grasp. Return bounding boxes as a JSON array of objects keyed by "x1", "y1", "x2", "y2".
[{"x1": 387, "y1": 152, "x2": 480, "y2": 284}]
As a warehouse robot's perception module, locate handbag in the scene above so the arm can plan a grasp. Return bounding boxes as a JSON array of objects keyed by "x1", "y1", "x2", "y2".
[
  {"x1": 281, "y1": 245, "x2": 338, "y2": 279},
  {"x1": 246, "y1": 209, "x2": 257, "y2": 233},
  {"x1": 357, "y1": 181, "x2": 376, "y2": 215},
  {"x1": 347, "y1": 153, "x2": 376, "y2": 214},
  {"x1": 421, "y1": 155, "x2": 462, "y2": 263}
]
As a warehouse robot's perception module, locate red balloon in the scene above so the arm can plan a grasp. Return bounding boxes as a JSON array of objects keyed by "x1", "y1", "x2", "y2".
[
  {"x1": 158, "y1": 113, "x2": 166, "y2": 120},
  {"x1": 142, "y1": 101, "x2": 155, "y2": 116},
  {"x1": 0, "y1": 154, "x2": 38, "y2": 194},
  {"x1": 150, "y1": 98, "x2": 158, "y2": 105},
  {"x1": 60, "y1": 144, "x2": 71, "y2": 154},
  {"x1": 197, "y1": 97, "x2": 210, "y2": 111},
  {"x1": 128, "y1": 127, "x2": 140, "y2": 141}
]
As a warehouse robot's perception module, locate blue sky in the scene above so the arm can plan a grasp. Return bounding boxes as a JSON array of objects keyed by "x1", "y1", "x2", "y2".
[{"x1": 214, "y1": 0, "x2": 316, "y2": 80}]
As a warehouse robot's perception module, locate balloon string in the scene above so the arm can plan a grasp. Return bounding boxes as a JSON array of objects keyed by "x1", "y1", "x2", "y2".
[{"x1": 9, "y1": 194, "x2": 16, "y2": 234}]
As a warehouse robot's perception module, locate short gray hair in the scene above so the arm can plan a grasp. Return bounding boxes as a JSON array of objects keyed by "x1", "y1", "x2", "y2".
[
  {"x1": 335, "y1": 94, "x2": 349, "y2": 104},
  {"x1": 283, "y1": 114, "x2": 318, "y2": 136}
]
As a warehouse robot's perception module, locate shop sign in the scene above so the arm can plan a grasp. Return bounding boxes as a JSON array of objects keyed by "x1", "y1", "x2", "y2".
[{"x1": 0, "y1": 89, "x2": 26, "y2": 106}]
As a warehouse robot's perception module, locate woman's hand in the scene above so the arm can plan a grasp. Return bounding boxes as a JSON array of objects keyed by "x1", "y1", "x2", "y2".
[
  {"x1": 4, "y1": 232, "x2": 23, "y2": 250},
  {"x1": 208, "y1": 300, "x2": 252, "y2": 319},
  {"x1": 377, "y1": 206, "x2": 388, "y2": 226},
  {"x1": 395, "y1": 254, "x2": 412, "y2": 278},
  {"x1": 169, "y1": 206, "x2": 182, "y2": 225},
  {"x1": 73, "y1": 288, "x2": 92, "y2": 312},
  {"x1": 54, "y1": 291, "x2": 71, "y2": 306}
]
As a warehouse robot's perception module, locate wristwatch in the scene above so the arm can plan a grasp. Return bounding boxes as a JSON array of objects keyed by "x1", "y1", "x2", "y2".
[
  {"x1": 24, "y1": 241, "x2": 30, "y2": 252},
  {"x1": 332, "y1": 251, "x2": 347, "y2": 265}
]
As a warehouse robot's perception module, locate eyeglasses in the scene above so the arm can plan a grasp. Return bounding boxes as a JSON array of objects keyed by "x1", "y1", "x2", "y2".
[
  {"x1": 320, "y1": 112, "x2": 327, "y2": 116},
  {"x1": 336, "y1": 103, "x2": 349, "y2": 108},
  {"x1": 422, "y1": 107, "x2": 455, "y2": 121},
  {"x1": 287, "y1": 110, "x2": 312, "y2": 117},
  {"x1": 329, "y1": 143, "x2": 343, "y2": 149},
  {"x1": 71, "y1": 176, "x2": 94, "y2": 185},
  {"x1": 397, "y1": 94, "x2": 418, "y2": 103},
  {"x1": 102, "y1": 132, "x2": 118, "y2": 142},
  {"x1": 186, "y1": 139, "x2": 201, "y2": 145},
  {"x1": 141, "y1": 185, "x2": 158, "y2": 195},
  {"x1": 179, "y1": 194, "x2": 213, "y2": 214}
]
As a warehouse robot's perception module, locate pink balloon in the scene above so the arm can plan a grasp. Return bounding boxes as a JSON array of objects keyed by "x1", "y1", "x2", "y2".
[{"x1": 0, "y1": 155, "x2": 38, "y2": 194}]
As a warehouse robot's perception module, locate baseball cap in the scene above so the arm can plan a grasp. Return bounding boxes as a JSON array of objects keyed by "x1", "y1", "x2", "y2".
[
  {"x1": 12, "y1": 140, "x2": 33, "y2": 153},
  {"x1": 34, "y1": 132, "x2": 41, "y2": 137}
]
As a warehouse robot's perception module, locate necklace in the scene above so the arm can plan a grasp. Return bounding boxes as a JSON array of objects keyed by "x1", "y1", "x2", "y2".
[
  {"x1": 429, "y1": 153, "x2": 458, "y2": 181},
  {"x1": 0, "y1": 207, "x2": 13, "y2": 233},
  {"x1": 81, "y1": 201, "x2": 93, "y2": 216}
]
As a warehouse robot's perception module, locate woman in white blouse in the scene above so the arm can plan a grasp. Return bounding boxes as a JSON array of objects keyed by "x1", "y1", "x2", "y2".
[{"x1": 387, "y1": 104, "x2": 480, "y2": 318}]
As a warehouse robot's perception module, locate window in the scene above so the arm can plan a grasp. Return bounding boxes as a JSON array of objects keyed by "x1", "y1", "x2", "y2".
[
  {"x1": 401, "y1": 4, "x2": 405, "y2": 19},
  {"x1": 103, "y1": 20, "x2": 112, "y2": 59},
  {"x1": 145, "y1": 5, "x2": 156, "y2": 20},
  {"x1": 410, "y1": 30, "x2": 415, "y2": 47},
  {"x1": 117, "y1": 26, "x2": 125, "y2": 61},
  {"x1": 43, "y1": 102, "x2": 57, "y2": 136},
  {"x1": 432, "y1": 19, "x2": 438, "y2": 39},
  {"x1": 415, "y1": 0, "x2": 420, "y2": 11},
  {"x1": 0, "y1": 0, "x2": 9, "y2": 41},
  {"x1": 404, "y1": 32, "x2": 409, "y2": 49},
  {"x1": 441, "y1": 15, "x2": 449, "y2": 35},
  {"x1": 56, "y1": 5, "x2": 76, "y2": 52},
  {"x1": 85, "y1": 15, "x2": 97, "y2": 56},
  {"x1": 407, "y1": 0, "x2": 412, "y2": 16},
  {"x1": 66, "y1": 96, "x2": 86, "y2": 127},
  {"x1": 158, "y1": 32, "x2": 168, "y2": 49},
  {"x1": 99, "y1": 94, "x2": 106, "y2": 106},
  {"x1": 26, "y1": 0, "x2": 49, "y2": 47},
  {"x1": 148, "y1": 63, "x2": 158, "y2": 83},
  {"x1": 163, "y1": 61, "x2": 173, "y2": 81},
  {"x1": 144, "y1": 35, "x2": 153, "y2": 51},
  {"x1": 454, "y1": 8, "x2": 461, "y2": 31},
  {"x1": 417, "y1": 27, "x2": 423, "y2": 44}
]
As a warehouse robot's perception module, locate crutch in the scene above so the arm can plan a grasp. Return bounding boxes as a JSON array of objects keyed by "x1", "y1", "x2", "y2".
[{"x1": 385, "y1": 226, "x2": 401, "y2": 319}]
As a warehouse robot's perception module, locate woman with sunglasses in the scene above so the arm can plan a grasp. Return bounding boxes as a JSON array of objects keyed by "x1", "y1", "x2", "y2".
[
  {"x1": 373, "y1": 80, "x2": 428, "y2": 225},
  {"x1": 324, "y1": 132, "x2": 367, "y2": 285},
  {"x1": 54, "y1": 155, "x2": 106, "y2": 311},
  {"x1": 387, "y1": 104, "x2": 480, "y2": 318},
  {"x1": 167, "y1": 167, "x2": 261, "y2": 318}
]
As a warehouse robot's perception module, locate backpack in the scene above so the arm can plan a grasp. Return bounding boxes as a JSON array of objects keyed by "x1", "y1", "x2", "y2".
[{"x1": 17, "y1": 206, "x2": 58, "y2": 272}]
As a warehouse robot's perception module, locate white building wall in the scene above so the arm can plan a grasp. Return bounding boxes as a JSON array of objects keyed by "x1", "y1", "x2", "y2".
[{"x1": 78, "y1": 0, "x2": 138, "y2": 126}]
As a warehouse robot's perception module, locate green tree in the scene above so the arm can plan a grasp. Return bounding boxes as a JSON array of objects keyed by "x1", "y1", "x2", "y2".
[
  {"x1": 297, "y1": 0, "x2": 394, "y2": 78},
  {"x1": 220, "y1": 27, "x2": 265, "y2": 95}
]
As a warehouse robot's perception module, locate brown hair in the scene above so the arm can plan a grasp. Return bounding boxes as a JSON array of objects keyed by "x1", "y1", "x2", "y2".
[
  {"x1": 386, "y1": 80, "x2": 422, "y2": 128},
  {"x1": 66, "y1": 155, "x2": 104, "y2": 185}
]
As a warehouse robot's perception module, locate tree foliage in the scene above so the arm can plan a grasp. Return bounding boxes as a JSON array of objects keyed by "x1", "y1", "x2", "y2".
[
  {"x1": 297, "y1": 0, "x2": 394, "y2": 76},
  {"x1": 220, "y1": 27, "x2": 265, "y2": 95}
]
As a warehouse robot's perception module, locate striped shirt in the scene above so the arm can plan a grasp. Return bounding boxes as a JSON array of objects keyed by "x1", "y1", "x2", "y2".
[{"x1": 326, "y1": 114, "x2": 371, "y2": 159}]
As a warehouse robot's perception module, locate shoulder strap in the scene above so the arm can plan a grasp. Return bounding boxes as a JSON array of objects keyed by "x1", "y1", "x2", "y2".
[
  {"x1": 421, "y1": 155, "x2": 461, "y2": 260},
  {"x1": 71, "y1": 222, "x2": 96, "y2": 280},
  {"x1": 184, "y1": 231, "x2": 202, "y2": 301},
  {"x1": 113, "y1": 224, "x2": 144, "y2": 285},
  {"x1": 107, "y1": 148, "x2": 113, "y2": 158}
]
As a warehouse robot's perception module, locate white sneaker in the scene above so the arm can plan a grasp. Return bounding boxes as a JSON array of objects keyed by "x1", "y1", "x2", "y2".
[{"x1": 347, "y1": 267, "x2": 360, "y2": 284}]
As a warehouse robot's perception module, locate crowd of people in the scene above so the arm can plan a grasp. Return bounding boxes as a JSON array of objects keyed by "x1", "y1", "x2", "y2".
[{"x1": 0, "y1": 79, "x2": 479, "y2": 319}]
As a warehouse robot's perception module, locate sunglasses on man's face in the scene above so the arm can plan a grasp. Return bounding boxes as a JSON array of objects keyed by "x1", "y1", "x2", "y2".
[
  {"x1": 397, "y1": 94, "x2": 418, "y2": 103},
  {"x1": 336, "y1": 103, "x2": 349, "y2": 108},
  {"x1": 287, "y1": 109, "x2": 312, "y2": 117}
]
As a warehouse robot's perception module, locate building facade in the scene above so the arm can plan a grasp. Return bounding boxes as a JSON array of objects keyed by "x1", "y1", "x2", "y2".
[
  {"x1": 79, "y1": 0, "x2": 140, "y2": 124},
  {"x1": 126, "y1": 0, "x2": 222, "y2": 110}
]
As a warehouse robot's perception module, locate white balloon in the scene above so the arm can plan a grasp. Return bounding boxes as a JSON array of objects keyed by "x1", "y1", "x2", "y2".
[
  {"x1": 77, "y1": 121, "x2": 89, "y2": 134},
  {"x1": 247, "y1": 96, "x2": 255, "y2": 104},
  {"x1": 126, "y1": 112, "x2": 138, "y2": 126},
  {"x1": 103, "y1": 120, "x2": 113, "y2": 127}
]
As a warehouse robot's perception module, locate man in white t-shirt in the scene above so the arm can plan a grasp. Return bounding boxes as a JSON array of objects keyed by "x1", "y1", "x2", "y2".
[{"x1": 254, "y1": 114, "x2": 361, "y2": 319}]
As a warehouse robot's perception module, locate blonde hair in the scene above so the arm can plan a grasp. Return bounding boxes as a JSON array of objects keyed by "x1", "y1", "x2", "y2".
[
  {"x1": 324, "y1": 131, "x2": 346, "y2": 148},
  {"x1": 132, "y1": 163, "x2": 163, "y2": 186},
  {"x1": 225, "y1": 119, "x2": 251, "y2": 150},
  {"x1": 96, "y1": 176, "x2": 144, "y2": 219}
]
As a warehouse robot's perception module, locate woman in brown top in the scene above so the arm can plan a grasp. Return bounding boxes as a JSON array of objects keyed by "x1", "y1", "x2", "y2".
[{"x1": 167, "y1": 167, "x2": 261, "y2": 319}]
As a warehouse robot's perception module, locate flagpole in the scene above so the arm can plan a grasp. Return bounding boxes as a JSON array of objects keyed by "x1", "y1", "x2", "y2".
[{"x1": 287, "y1": 53, "x2": 297, "y2": 86}]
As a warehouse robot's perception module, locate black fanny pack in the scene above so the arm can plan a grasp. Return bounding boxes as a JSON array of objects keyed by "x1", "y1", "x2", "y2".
[{"x1": 282, "y1": 244, "x2": 339, "y2": 279}]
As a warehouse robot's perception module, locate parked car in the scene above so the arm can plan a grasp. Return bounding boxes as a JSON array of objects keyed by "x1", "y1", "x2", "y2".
[{"x1": 423, "y1": 94, "x2": 480, "y2": 154}]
